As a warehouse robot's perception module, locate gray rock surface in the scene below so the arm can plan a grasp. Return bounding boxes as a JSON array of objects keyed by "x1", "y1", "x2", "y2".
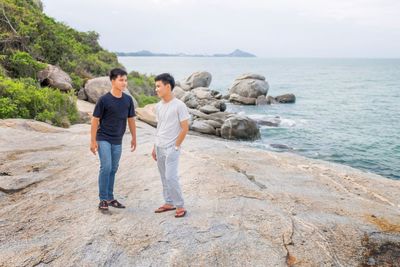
[
  {"x1": 190, "y1": 120, "x2": 216, "y2": 135},
  {"x1": 256, "y1": 95, "x2": 268, "y2": 105},
  {"x1": 180, "y1": 71, "x2": 212, "y2": 90},
  {"x1": 199, "y1": 105, "x2": 220, "y2": 114},
  {"x1": 192, "y1": 87, "x2": 213, "y2": 100},
  {"x1": 275, "y1": 93, "x2": 296, "y2": 103},
  {"x1": 267, "y1": 95, "x2": 277, "y2": 105},
  {"x1": 172, "y1": 86, "x2": 185, "y2": 100},
  {"x1": 38, "y1": 64, "x2": 73, "y2": 91},
  {"x1": 220, "y1": 115, "x2": 260, "y2": 140},
  {"x1": 84, "y1": 76, "x2": 138, "y2": 108},
  {"x1": 229, "y1": 73, "x2": 269, "y2": 99},
  {"x1": 77, "y1": 88, "x2": 88, "y2": 101},
  {"x1": 229, "y1": 93, "x2": 256, "y2": 105},
  {"x1": 135, "y1": 104, "x2": 157, "y2": 127},
  {"x1": 1, "y1": 118, "x2": 399, "y2": 266}
]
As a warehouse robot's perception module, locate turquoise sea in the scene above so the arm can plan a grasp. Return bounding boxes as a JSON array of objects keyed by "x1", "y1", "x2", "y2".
[{"x1": 119, "y1": 57, "x2": 400, "y2": 180}]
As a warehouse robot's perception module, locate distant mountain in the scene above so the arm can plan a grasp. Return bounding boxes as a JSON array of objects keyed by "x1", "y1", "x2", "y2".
[
  {"x1": 116, "y1": 49, "x2": 256, "y2": 57},
  {"x1": 213, "y1": 49, "x2": 256, "y2": 57}
]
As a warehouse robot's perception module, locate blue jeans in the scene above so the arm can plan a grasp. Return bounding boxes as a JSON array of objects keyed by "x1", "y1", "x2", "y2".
[{"x1": 98, "y1": 140, "x2": 122, "y2": 201}]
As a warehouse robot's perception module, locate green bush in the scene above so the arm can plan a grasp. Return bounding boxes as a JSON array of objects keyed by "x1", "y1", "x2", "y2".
[
  {"x1": 6, "y1": 51, "x2": 46, "y2": 78},
  {"x1": 0, "y1": 0, "x2": 122, "y2": 89},
  {"x1": 136, "y1": 93, "x2": 159, "y2": 108},
  {"x1": 0, "y1": 76, "x2": 79, "y2": 127},
  {"x1": 127, "y1": 71, "x2": 156, "y2": 97}
]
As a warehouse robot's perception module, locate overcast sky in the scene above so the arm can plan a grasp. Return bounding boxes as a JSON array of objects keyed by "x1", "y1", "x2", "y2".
[{"x1": 41, "y1": 0, "x2": 400, "y2": 58}]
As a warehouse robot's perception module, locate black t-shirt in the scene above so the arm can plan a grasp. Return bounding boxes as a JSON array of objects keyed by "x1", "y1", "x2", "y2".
[{"x1": 93, "y1": 92, "x2": 135, "y2": 145}]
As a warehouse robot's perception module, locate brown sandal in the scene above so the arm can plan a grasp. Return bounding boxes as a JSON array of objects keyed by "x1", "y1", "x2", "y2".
[
  {"x1": 175, "y1": 209, "x2": 187, "y2": 218},
  {"x1": 154, "y1": 205, "x2": 176, "y2": 213}
]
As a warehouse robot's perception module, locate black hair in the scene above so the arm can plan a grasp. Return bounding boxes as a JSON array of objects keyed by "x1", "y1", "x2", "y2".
[
  {"x1": 109, "y1": 68, "x2": 128, "y2": 81},
  {"x1": 154, "y1": 73, "x2": 175, "y2": 90}
]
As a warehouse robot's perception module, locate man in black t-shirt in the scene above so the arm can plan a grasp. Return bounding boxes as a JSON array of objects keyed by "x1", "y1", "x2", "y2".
[{"x1": 90, "y1": 68, "x2": 136, "y2": 211}]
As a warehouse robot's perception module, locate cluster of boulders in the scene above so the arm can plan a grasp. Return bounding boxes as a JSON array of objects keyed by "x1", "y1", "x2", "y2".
[
  {"x1": 38, "y1": 64, "x2": 73, "y2": 92},
  {"x1": 226, "y1": 73, "x2": 295, "y2": 105},
  {"x1": 36, "y1": 65, "x2": 295, "y2": 141},
  {"x1": 136, "y1": 71, "x2": 261, "y2": 141}
]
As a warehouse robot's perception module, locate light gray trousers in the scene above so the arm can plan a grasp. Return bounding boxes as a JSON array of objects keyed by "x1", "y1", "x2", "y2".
[{"x1": 156, "y1": 145, "x2": 184, "y2": 208}]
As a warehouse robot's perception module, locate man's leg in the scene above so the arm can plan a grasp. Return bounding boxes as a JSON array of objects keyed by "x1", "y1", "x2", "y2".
[
  {"x1": 165, "y1": 147, "x2": 184, "y2": 208},
  {"x1": 97, "y1": 141, "x2": 112, "y2": 202},
  {"x1": 156, "y1": 146, "x2": 173, "y2": 206},
  {"x1": 108, "y1": 143, "x2": 122, "y2": 201}
]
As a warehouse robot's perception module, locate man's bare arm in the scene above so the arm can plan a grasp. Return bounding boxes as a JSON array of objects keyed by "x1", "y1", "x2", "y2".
[
  {"x1": 175, "y1": 119, "x2": 189, "y2": 148},
  {"x1": 128, "y1": 117, "x2": 137, "y2": 151},
  {"x1": 90, "y1": 117, "x2": 100, "y2": 155}
]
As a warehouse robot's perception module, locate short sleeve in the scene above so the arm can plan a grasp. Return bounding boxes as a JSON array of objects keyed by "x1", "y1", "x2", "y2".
[
  {"x1": 93, "y1": 98, "x2": 104, "y2": 118},
  {"x1": 128, "y1": 97, "x2": 135, "y2": 118},
  {"x1": 178, "y1": 101, "x2": 190, "y2": 122}
]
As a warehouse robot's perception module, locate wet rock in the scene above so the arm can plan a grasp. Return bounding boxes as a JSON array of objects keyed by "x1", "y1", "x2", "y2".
[
  {"x1": 221, "y1": 115, "x2": 260, "y2": 140},
  {"x1": 275, "y1": 94, "x2": 296, "y2": 103}
]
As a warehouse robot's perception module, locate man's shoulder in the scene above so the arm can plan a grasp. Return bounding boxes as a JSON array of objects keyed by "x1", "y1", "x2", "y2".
[
  {"x1": 122, "y1": 92, "x2": 134, "y2": 103},
  {"x1": 98, "y1": 92, "x2": 111, "y2": 102}
]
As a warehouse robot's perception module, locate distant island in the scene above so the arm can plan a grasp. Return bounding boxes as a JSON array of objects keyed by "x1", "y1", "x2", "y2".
[{"x1": 116, "y1": 49, "x2": 256, "y2": 58}]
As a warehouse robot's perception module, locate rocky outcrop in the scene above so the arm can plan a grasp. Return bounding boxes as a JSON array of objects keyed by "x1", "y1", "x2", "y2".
[
  {"x1": 38, "y1": 64, "x2": 73, "y2": 91},
  {"x1": 256, "y1": 95, "x2": 268, "y2": 105},
  {"x1": 229, "y1": 93, "x2": 256, "y2": 105},
  {"x1": 1, "y1": 118, "x2": 399, "y2": 266},
  {"x1": 135, "y1": 104, "x2": 157, "y2": 127},
  {"x1": 220, "y1": 115, "x2": 260, "y2": 140},
  {"x1": 275, "y1": 93, "x2": 296, "y2": 103},
  {"x1": 190, "y1": 120, "x2": 216, "y2": 135},
  {"x1": 228, "y1": 73, "x2": 269, "y2": 104},
  {"x1": 227, "y1": 74, "x2": 296, "y2": 106},
  {"x1": 179, "y1": 71, "x2": 212, "y2": 90},
  {"x1": 199, "y1": 105, "x2": 220, "y2": 114},
  {"x1": 84, "y1": 76, "x2": 138, "y2": 108},
  {"x1": 77, "y1": 88, "x2": 88, "y2": 101},
  {"x1": 84, "y1": 77, "x2": 111, "y2": 103},
  {"x1": 166, "y1": 72, "x2": 260, "y2": 140}
]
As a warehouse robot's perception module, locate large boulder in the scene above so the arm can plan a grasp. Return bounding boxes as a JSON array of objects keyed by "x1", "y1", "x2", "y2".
[
  {"x1": 192, "y1": 87, "x2": 213, "y2": 100},
  {"x1": 212, "y1": 100, "x2": 227, "y2": 112},
  {"x1": 84, "y1": 76, "x2": 138, "y2": 108},
  {"x1": 84, "y1": 77, "x2": 111, "y2": 103},
  {"x1": 180, "y1": 71, "x2": 212, "y2": 90},
  {"x1": 135, "y1": 104, "x2": 157, "y2": 127},
  {"x1": 229, "y1": 73, "x2": 269, "y2": 99},
  {"x1": 221, "y1": 115, "x2": 260, "y2": 141},
  {"x1": 38, "y1": 64, "x2": 73, "y2": 92},
  {"x1": 188, "y1": 109, "x2": 228, "y2": 124},
  {"x1": 181, "y1": 92, "x2": 199, "y2": 109},
  {"x1": 229, "y1": 93, "x2": 256, "y2": 105},
  {"x1": 172, "y1": 86, "x2": 186, "y2": 100},
  {"x1": 275, "y1": 93, "x2": 296, "y2": 103},
  {"x1": 190, "y1": 120, "x2": 216, "y2": 135}
]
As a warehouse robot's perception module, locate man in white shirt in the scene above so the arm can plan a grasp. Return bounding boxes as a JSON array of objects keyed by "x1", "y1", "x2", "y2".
[{"x1": 152, "y1": 73, "x2": 190, "y2": 218}]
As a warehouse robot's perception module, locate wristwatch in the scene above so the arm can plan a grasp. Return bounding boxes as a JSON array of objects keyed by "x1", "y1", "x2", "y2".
[{"x1": 174, "y1": 146, "x2": 180, "y2": 151}]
